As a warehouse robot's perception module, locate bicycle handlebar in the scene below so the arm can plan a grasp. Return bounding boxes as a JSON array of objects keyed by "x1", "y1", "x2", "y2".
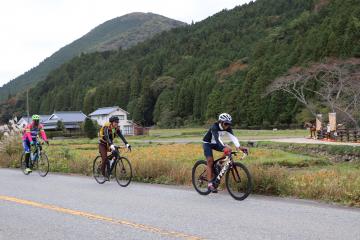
[
  {"x1": 114, "y1": 145, "x2": 131, "y2": 152},
  {"x1": 230, "y1": 150, "x2": 248, "y2": 159},
  {"x1": 114, "y1": 145, "x2": 126, "y2": 149}
]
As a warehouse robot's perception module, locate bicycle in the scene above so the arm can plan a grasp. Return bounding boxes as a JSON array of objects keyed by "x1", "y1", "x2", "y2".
[
  {"x1": 192, "y1": 151, "x2": 252, "y2": 200},
  {"x1": 93, "y1": 145, "x2": 132, "y2": 187},
  {"x1": 20, "y1": 141, "x2": 49, "y2": 177}
]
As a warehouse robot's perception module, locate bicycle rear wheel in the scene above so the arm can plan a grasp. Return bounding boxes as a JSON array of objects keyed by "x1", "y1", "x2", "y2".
[
  {"x1": 115, "y1": 157, "x2": 132, "y2": 187},
  {"x1": 37, "y1": 153, "x2": 49, "y2": 177},
  {"x1": 93, "y1": 156, "x2": 106, "y2": 184},
  {"x1": 192, "y1": 160, "x2": 211, "y2": 195},
  {"x1": 225, "y1": 162, "x2": 252, "y2": 201},
  {"x1": 20, "y1": 153, "x2": 30, "y2": 175}
]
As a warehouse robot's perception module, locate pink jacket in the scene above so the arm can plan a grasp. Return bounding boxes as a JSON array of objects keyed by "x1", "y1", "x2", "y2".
[{"x1": 22, "y1": 123, "x2": 48, "y2": 142}]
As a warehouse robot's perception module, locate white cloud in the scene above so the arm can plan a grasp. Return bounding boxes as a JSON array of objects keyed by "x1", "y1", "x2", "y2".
[{"x1": 0, "y1": 0, "x2": 251, "y2": 87}]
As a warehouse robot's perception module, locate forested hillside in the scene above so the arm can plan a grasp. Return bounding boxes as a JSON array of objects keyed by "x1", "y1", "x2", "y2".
[
  {"x1": 0, "y1": 12, "x2": 185, "y2": 102},
  {"x1": 1, "y1": 0, "x2": 359, "y2": 127}
]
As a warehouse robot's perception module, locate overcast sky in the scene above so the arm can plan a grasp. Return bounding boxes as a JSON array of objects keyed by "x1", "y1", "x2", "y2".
[{"x1": 0, "y1": 0, "x2": 252, "y2": 87}]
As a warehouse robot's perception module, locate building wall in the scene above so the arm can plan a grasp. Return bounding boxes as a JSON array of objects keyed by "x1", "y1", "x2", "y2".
[
  {"x1": 90, "y1": 109, "x2": 134, "y2": 135},
  {"x1": 90, "y1": 115, "x2": 107, "y2": 126},
  {"x1": 17, "y1": 119, "x2": 28, "y2": 127}
]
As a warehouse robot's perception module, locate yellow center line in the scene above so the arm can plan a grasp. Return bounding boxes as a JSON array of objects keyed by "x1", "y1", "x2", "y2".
[{"x1": 0, "y1": 195, "x2": 204, "y2": 240}]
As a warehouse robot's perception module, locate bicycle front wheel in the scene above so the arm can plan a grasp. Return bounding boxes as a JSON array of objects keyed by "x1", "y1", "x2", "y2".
[
  {"x1": 192, "y1": 160, "x2": 211, "y2": 195},
  {"x1": 225, "y1": 162, "x2": 252, "y2": 201},
  {"x1": 115, "y1": 157, "x2": 132, "y2": 187},
  {"x1": 93, "y1": 156, "x2": 106, "y2": 184},
  {"x1": 37, "y1": 153, "x2": 49, "y2": 177}
]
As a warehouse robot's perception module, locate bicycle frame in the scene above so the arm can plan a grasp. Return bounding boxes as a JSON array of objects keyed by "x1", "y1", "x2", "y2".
[
  {"x1": 30, "y1": 142, "x2": 42, "y2": 163},
  {"x1": 213, "y1": 152, "x2": 247, "y2": 185},
  {"x1": 107, "y1": 152, "x2": 119, "y2": 175},
  {"x1": 107, "y1": 145, "x2": 129, "y2": 175}
]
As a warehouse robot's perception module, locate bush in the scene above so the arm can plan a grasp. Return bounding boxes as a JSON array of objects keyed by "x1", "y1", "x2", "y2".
[
  {"x1": 83, "y1": 118, "x2": 98, "y2": 139},
  {"x1": 57, "y1": 120, "x2": 65, "y2": 131}
]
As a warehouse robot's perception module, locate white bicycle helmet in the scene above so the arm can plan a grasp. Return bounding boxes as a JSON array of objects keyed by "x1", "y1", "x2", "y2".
[{"x1": 218, "y1": 113, "x2": 232, "y2": 124}]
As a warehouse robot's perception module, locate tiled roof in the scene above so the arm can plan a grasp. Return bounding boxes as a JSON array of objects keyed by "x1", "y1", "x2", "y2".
[
  {"x1": 45, "y1": 111, "x2": 87, "y2": 123},
  {"x1": 18, "y1": 115, "x2": 51, "y2": 124},
  {"x1": 89, "y1": 106, "x2": 129, "y2": 116}
]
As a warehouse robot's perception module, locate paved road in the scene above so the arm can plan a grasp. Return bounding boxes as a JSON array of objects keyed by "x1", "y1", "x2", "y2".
[{"x1": 1, "y1": 168, "x2": 360, "y2": 240}]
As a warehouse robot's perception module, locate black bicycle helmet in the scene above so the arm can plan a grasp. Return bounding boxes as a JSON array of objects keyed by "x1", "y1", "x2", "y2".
[{"x1": 109, "y1": 116, "x2": 119, "y2": 123}]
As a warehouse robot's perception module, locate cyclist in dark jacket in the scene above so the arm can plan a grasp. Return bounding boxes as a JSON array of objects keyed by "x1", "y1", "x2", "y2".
[
  {"x1": 99, "y1": 116, "x2": 131, "y2": 180},
  {"x1": 203, "y1": 113, "x2": 247, "y2": 192}
]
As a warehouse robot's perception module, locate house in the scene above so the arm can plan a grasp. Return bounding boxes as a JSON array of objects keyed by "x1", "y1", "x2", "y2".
[
  {"x1": 89, "y1": 106, "x2": 134, "y2": 135},
  {"x1": 42, "y1": 111, "x2": 87, "y2": 131},
  {"x1": 17, "y1": 115, "x2": 51, "y2": 127}
]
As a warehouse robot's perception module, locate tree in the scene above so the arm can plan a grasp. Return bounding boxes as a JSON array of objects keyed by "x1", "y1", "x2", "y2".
[
  {"x1": 56, "y1": 120, "x2": 65, "y2": 132},
  {"x1": 206, "y1": 89, "x2": 223, "y2": 120},
  {"x1": 267, "y1": 58, "x2": 360, "y2": 128},
  {"x1": 2, "y1": 0, "x2": 359, "y2": 128},
  {"x1": 83, "y1": 88, "x2": 96, "y2": 114},
  {"x1": 83, "y1": 118, "x2": 98, "y2": 139}
]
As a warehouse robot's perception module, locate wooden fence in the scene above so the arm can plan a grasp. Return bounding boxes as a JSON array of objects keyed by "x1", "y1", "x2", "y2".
[
  {"x1": 336, "y1": 130, "x2": 360, "y2": 142},
  {"x1": 316, "y1": 129, "x2": 360, "y2": 142}
]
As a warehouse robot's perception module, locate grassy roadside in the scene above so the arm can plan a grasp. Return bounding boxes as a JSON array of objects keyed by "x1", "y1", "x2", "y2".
[
  {"x1": 1, "y1": 136, "x2": 359, "y2": 207},
  {"x1": 255, "y1": 141, "x2": 360, "y2": 162},
  {"x1": 128, "y1": 128, "x2": 308, "y2": 140}
]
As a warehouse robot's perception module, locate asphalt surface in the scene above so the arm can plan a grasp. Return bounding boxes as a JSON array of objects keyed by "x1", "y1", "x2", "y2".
[{"x1": 1, "y1": 168, "x2": 360, "y2": 240}]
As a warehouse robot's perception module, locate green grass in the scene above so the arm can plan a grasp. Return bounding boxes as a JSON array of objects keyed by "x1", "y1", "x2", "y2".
[
  {"x1": 129, "y1": 128, "x2": 308, "y2": 140},
  {"x1": 256, "y1": 141, "x2": 360, "y2": 159}
]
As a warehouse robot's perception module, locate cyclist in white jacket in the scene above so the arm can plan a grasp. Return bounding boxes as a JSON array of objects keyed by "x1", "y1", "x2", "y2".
[{"x1": 202, "y1": 113, "x2": 247, "y2": 192}]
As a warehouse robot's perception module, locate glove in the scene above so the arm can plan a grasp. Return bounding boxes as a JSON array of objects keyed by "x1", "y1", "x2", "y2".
[
  {"x1": 126, "y1": 144, "x2": 131, "y2": 151},
  {"x1": 223, "y1": 147, "x2": 232, "y2": 156},
  {"x1": 30, "y1": 141, "x2": 34, "y2": 146},
  {"x1": 110, "y1": 144, "x2": 116, "y2": 151},
  {"x1": 241, "y1": 148, "x2": 249, "y2": 155},
  {"x1": 45, "y1": 141, "x2": 49, "y2": 146}
]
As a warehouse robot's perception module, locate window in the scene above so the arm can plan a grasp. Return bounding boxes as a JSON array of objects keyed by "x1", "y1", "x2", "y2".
[
  {"x1": 122, "y1": 125, "x2": 133, "y2": 135},
  {"x1": 116, "y1": 115, "x2": 125, "y2": 120}
]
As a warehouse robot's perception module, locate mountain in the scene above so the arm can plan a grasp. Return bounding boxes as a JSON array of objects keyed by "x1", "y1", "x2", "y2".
[
  {"x1": 0, "y1": 12, "x2": 186, "y2": 101},
  {"x1": 1, "y1": 0, "x2": 359, "y2": 127}
]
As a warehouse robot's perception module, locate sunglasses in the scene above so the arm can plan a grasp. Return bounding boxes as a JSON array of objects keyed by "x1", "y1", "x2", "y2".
[{"x1": 223, "y1": 122, "x2": 231, "y2": 126}]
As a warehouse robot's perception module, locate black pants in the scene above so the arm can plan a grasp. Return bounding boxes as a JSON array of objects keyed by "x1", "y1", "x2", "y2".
[{"x1": 24, "y1": 153, "x2": 31, "y2": 168}]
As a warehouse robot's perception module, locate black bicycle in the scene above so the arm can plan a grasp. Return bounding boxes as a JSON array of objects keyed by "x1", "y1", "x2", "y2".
[
  {"x1": 192, "y1": 151, "x2": 252, "y2": 200},
  {"x1": 20, "y1": 141, "x2": 49, "y2": 177},
  {"x1": 93, "y1": 145, "x2": 132, "y2": 187}
]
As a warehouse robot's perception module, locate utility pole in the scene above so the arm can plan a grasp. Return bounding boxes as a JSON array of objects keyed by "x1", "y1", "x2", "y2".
[{"x1": 26, "y1": 89, "x2": 29, "y2": 118}]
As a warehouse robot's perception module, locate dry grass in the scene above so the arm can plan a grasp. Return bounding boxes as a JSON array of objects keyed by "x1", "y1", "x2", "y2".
[
  {"x1": 0, "y1": 135, "x2": 22, "y2": 168},
  {"x1": 289, "y1": 169, "x2": 360, "y2": 206},
  {"x1": 129, "y1": 144, "x2": 204, "y2": 184}
]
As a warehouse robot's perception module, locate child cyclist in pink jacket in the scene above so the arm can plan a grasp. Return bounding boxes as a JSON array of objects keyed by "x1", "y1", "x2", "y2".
[{"x1": 22, "y1": 115, "x2": 49, "y2": 173}]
